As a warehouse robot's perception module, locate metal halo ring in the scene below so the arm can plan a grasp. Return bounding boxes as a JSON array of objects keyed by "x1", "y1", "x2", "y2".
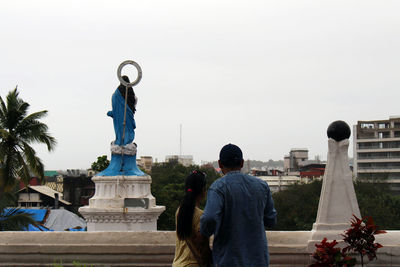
[{"x1": 117, "y1": 60, "x2": 142, "y2": 87}]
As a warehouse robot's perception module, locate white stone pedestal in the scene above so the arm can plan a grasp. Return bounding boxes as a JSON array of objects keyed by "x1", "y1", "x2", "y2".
[
  {"x1": 79, "y1": 175, "x2": 165, "y2": 231},
  {"x1": 308, "y1": 139, "x2": 361, "y2": 250}
]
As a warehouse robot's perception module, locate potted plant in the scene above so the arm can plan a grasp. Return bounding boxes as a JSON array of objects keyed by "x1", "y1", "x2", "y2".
[
  {"x1": 341, "y1": 215, "x2": 386, "y2": 267},
  {"x1": 310, "y1": 238, "x2": 356, "y2": 267},
  {"x1": 310, "y1": 215, "x2": 386, "y2": 267}
]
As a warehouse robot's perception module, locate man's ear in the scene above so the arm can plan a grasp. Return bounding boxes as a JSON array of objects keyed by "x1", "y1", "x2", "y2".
[
  {"x1": 218, "y1": 160, "x2": 223, "y2": 169},
  {"x1": 240, "y1": 159, "x2": 244, "y2": 169}
]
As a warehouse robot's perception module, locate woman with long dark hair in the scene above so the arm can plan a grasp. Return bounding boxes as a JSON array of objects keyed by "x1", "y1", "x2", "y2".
[{"x1": 172, "y1": 170, "x2": 212, "y2": 267}]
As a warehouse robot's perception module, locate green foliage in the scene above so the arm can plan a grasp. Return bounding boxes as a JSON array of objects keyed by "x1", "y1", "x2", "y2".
[
  {"x1": 273, "y1": 179, "x2": 400, "y2": 230},
  {"x1": 0, "y1": 87, "x2": 56, "y2": 194},
  {"x1": 354, "y1": 181, "x2": 400, "y2": 230},
  {"x1": 0, "y1": 192, "x2": 37, "y2": 231},
  {"x1": 151, "y1": 162, "x2": 400, "y2": 231},
  {"x1": 151, "y1": 161, "x2": 221, "y2": 230},
  {"x1": 91, "y1": 155, "x2": 110, "y2": 172},
  {"x1": 273, "y1": 180, "x2": 322, "y2": 230}
]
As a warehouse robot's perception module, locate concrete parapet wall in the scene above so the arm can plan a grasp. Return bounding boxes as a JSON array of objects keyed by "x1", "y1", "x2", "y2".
[{"x1": 0, "y1": 231, "x2": 399, "y2": 266}]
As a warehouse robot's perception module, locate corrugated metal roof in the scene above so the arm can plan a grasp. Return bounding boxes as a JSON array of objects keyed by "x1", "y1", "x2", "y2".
[{"x1": 19, "y1": 185, "x2": 71, "y2": 205}]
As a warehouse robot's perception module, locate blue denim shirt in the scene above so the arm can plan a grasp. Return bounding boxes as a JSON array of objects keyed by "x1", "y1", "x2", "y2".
[{"x1": 200, "y1": 171, "x2": 277, "y2": 267}]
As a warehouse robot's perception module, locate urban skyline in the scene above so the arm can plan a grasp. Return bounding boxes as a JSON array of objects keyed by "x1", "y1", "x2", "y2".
[{"x1": 1, "y1": 1, "x2": 399, "y2": 170}]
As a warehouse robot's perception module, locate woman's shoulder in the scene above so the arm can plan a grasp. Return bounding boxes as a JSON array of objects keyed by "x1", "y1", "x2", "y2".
[
  {"x1": 195, "y1": 206, "x2": 203, "y2": 213},
  {"x1": 192, "y1": 207, "x2": 203, "y2": 220}
]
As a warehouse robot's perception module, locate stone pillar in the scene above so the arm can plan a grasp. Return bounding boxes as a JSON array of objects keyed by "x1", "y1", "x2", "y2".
[{"x1": 308, "y1": 121, "x2": 361, "y2": 250}]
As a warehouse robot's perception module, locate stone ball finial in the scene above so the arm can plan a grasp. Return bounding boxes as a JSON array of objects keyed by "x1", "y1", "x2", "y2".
[{"x1": 327, "y1": 120, "x2": 351, "y2": 141}]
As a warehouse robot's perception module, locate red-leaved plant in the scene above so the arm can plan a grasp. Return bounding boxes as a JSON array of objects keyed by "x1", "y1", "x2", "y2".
[
  {"x1": 310, "y1": 215, "x2": 386, "y2": 267},
  {"x1": 310, "y1": 238, "x2": 356, "y2": 267},
  {"x1": 341, "y1": 215, "x2": 386, "y2": 266}
]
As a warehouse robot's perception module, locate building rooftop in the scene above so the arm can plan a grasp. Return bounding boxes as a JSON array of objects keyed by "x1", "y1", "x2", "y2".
[
  {"x1": 18, "y1": 185, "x2": 71, "y2": 205},
  {"x1": 44, "y1": 171, "x2": 59, "y2": 177}
]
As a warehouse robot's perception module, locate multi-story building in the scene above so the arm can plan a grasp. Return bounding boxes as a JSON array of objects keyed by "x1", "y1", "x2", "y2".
[
  {"x1": 299, "y1": 164, "x2": 325, "y2": 179},
  {"x1": 137, "y1": 156, "x2": 153, "y2": 173},
  {"x1": 165, "y1": 155, "x2": 193, "y2": 167},
  {"x1": 284, "y1": 148, "x2": 308, "y2": 174},
  {"x1": 44, "y1": 171, "x2": 64, "y2": 193},
  {"x1": 59, "y1": 169, "x2": 95, "y2": 213},
  {"x1": 353, "y1": 117, "x2": 400, "y2": 188},
  {"x1": 256, "y1": 175, "x2": 316, "y2": 193}
]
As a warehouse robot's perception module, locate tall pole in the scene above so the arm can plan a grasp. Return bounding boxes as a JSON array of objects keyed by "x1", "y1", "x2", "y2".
[{"x1": 180, "y1": 124, "x2": 182, "y2": 156}]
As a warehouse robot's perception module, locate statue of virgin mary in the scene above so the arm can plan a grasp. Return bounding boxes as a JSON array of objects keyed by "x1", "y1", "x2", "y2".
[{"x1": 98, "y1": 76, "x2": 144, "y2": 176}]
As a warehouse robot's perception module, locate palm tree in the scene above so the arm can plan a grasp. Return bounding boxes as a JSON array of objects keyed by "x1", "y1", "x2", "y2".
[
  {"x1": 0, "y1": 192, "x2": 37, "y2": 231},
  {"x1": 0, "y1": 87, "x2": 56, "y2": 194}
]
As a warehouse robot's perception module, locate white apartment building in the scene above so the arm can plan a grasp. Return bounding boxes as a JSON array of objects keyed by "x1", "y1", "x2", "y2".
[
  {"x1": 256, "y1": 175, "x2": 317, "y2": 193},
  {"x1": 165, "y1": 155, "x2": 194, "y2": 167},
  {"x1": 353, "y1": 117, "x2": 400, "y2": 186}
]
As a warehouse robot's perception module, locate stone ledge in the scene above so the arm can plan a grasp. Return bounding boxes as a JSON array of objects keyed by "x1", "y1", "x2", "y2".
[
  {"x1": 0, "y1": 231, "x2": 399, "y2": 266},
  {"x1": 0, "y1": 244, "x2": 174, "y2": 254}
]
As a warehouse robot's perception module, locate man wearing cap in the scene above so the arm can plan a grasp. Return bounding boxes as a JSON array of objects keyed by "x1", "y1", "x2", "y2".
[{"x1": 200, "y1": 144, "x2": 277, "y2": 266}]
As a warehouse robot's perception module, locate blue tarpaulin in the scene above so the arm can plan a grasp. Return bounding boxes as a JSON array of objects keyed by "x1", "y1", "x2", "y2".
[
  {"x1": 67, "y1": 228, "x2": 85, "y2": 231},
  {"x1": 27, "y1": 224, "x2": 52, "y2": 231},
  {"x1": 17, "y1": 209, "x2": 47, "y2": 222},
  {"x1": 4, "y1": 209, "x2": 51, "y2": 231},
  {"x1": 3, "y1": 208, "x2": 86, "y2": 231}
]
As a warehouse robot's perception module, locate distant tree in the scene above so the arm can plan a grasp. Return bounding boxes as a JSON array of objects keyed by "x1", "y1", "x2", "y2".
[
  {"x1": 91, "y1": 155, "x2": 110, "y2": 172},
  {"x1": 355, "y1": 181, "x2": 400, "y2": 230},
  {"x1": 151, "y1": 161, "x2": 221, "y2": 230},
  {"x1": 272, "y1": 179, "x2": 400, "y2": 230},
  {"x1": 273, "y1": 180, "x2": 322, "y2": 230},
  {"x1": 151, "y1": 161, "x2": 400, "y2": 231},
  {"x1": 0, "y1": 88, "x2": 56, "y2": 195}
]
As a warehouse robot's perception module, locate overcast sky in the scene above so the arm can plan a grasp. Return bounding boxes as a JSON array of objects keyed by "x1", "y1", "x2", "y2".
[{"x1": 1, "y1": 0, "x2": 399, "y2": 170}]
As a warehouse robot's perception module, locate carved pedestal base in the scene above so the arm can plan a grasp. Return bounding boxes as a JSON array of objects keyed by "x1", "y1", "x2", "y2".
[
  {"x1": 79, "y1": 175, "x2": 165, "y2": 231},
  {"x1": 79, "y1": 207, "x2": 165, "y2": 231}
]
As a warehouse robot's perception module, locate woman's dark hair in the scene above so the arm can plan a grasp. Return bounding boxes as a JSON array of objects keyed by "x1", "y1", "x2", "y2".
[{"x1": 176, "y1": 170, "x2": 207, "y2": 240}]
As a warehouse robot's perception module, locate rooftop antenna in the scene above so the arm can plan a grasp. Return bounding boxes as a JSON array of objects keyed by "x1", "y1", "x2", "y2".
[{"x1": 180, "y1": 124, "x2": 182, "y2": 156}]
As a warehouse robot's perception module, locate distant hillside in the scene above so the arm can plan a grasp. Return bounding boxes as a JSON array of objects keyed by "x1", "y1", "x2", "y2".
[{"x1": 211, "y1": 159, "x2": 284, "y2": 173}]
